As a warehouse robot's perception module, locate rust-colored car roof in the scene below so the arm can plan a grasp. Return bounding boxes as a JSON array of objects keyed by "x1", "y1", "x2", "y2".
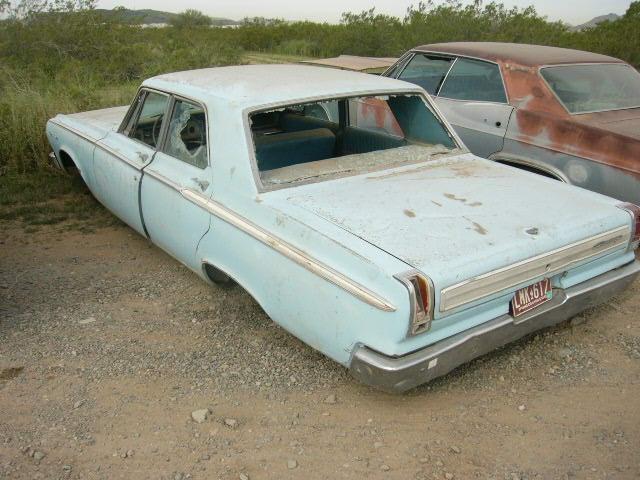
[{"x1": 413, "y1": 42, "x2": 624, "y2": 67}]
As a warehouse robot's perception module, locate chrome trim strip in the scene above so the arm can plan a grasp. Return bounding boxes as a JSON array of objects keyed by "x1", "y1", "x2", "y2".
[
  {"x1": 440, "y1": 226, "x2": 631, "y2": 312},
  {"x1": 49, "y1": 118, "x2": 100, "y2": 144},
  {"x1": 95, "y1": 140, "x2": 143, "y2": 169},
  {"x1": 410, "y1": 50, "x2": 509, "y2": 104},
  {"x1": 434, "y1": 56, "x2": 458, "y2": 97},
  {"x1": 181, "y1": 188, "x2": 396, "y2": 312},
  {"x1": 143, "y1": 168, "x2": 183, "y2": 190}
]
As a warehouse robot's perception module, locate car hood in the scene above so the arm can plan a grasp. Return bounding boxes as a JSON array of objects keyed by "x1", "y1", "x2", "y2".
[
  {"x1": 575, "y1": 107, "x2": 640, "y2": 141},
  {"x1": 263, "y1": 153, "x2": 630, "y2": 308}
]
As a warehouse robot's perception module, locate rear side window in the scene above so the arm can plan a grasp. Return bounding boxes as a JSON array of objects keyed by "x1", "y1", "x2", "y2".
[
  {"x1": 126, "y1": 91, "x2": 169, "y2": 148},
  {"x1": 164, "y1": 99, "x2": 208, "y2": 169},
  {"x1": 439, "y1": 58, "x2": 507, "y2": 103},
  {"x1": 398, "y1": 54, "x2": 454, "y2": 94},
  {"x1": 540, "y1": 63, "x2": 640, "y2": 114}
]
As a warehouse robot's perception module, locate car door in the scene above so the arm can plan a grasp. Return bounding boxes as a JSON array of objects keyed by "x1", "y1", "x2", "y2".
[
  {"x1": 140, "y1": 97, "x2": 213, "y2": 273},
  {"x1": 433, "y1": 57, "x2": 514, "y2": 158},
  {"x1": 92, "y1": 89, "x2": 170, "y2": 235}
]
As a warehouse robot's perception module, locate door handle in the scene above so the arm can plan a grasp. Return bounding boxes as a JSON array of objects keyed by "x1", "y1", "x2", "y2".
[{"x1": 191, "y1": 178, "x2": 210, "y2": 191}]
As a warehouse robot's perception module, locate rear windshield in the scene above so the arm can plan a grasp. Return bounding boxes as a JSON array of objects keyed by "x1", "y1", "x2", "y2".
[
  {"x1": 249, "y1": 93, "x2": 458, "y2": 187},
  {"x1": 541, "y1": 64, "x2": 640, "y2": 114}
]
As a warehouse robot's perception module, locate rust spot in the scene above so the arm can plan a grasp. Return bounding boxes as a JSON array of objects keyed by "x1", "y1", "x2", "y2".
[
  {"x1": 471, "y1": 222, "x2": 488, "y2": 235},
  {"x1": 0, "y1": 367, "x2": 23, "y2": 380},
  {"x1": 464, "y1": 216, "x2": 488, "y2": 235},
  {"x1": 444, "y1": 193, "x2": 467, "y2": 203},
  {"x1": 468, "y1": 201, "x2": 482, "y2": 207},
  {"x1": 500, "y1": 58, "x2": 639, "y2": 178},
  {"x1": 403, "y1": 209, "x2": 416, "y2": 218},
  {"x1": 431, "y1": 200, "x2": 443, "y2": 207}
]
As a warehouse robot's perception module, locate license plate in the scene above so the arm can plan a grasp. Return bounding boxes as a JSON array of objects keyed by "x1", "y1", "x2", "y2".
[{"x1": 511, "y1": 278, "x2": 552, "y2": 317}]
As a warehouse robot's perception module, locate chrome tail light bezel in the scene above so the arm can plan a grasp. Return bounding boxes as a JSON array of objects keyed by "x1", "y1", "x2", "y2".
[
  {"x1": 617, "y1": 202, "x2": 640, "y2": 251},
  {"x1": 395, "y1": 270, "x2": 435, "y2": 336}
]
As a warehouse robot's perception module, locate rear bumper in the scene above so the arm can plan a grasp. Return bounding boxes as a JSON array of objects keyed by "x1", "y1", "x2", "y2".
[{"x1": 349, "y1": 260, "x2": 640, "y2": 393}]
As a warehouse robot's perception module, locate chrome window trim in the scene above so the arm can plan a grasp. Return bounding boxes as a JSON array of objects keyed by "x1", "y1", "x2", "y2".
[
  {"x1": 382, "y1": 51, "x2": 414, "y2": 78},
  {"x1": 157, "y1": 94, "x2": 211, "y2": 169},
  {"x1": 118, "y1": 89, "x2": 145, "y2": 134},
  {"x1": 406, "y1": 49, "x2": 509, "y2": 104},
  {"x1": 434, "y1": 57, "x2": 458, "y2": 97},
  {"x1": 395, "y1": 52, "x2": 457, "y2": 96},
  {"x1": 440, "y1": 225, "x2": 631, "y2": 312},
  {"x1": 120, "y1": 88, "x2": 172, "y2": 150},
  {"x1": 538, "y1": 62, "x2": 640, "y2": 115},
  {"x1": 180, "y1": 188, "x2": 396, "y2": 312},
  {"x1": 436, "y1": 56, "x2": 509, "y2": 105}
]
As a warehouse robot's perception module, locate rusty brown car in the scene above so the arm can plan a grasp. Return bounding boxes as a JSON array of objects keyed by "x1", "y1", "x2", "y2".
[{"x1": 383, "y1": 42, "x2": 640, "y2": 204}]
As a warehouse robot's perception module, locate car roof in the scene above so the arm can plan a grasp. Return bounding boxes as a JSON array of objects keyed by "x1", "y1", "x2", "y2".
[
  {"x1": 143, "y1": 64, "x2": 422, "y2": 109},
  {"x1": 412, "y1": 42, "x2": 624, "y2": 67}
]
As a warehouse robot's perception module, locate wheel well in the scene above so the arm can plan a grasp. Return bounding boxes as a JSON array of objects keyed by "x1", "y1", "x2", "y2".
[
  {"x1": 58, "y1": 150, "x2": 79, "y2": 175},
  {"x1": 203, "y1": 263, "x2": 234, "y2": 286},
  {"x1": 496, "y1": 160, "x2": 565, "y2": 182}
]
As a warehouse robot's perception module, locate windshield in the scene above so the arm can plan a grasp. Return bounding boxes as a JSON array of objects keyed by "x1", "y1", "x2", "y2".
[
  {"x1": 541, "y1": 64, "x2": 640, "y2": 114},
  {"x1": 249, "y1": 93, "x2": 458, "y2": 187}
]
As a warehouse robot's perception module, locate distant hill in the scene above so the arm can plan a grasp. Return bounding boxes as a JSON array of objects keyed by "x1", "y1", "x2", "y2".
[
  {"x1": 94, "y1": 8, "x2": 242, "y2": 26},
  {"x1": 574, "y1": 13, "x2": 620, "y2": 30}
]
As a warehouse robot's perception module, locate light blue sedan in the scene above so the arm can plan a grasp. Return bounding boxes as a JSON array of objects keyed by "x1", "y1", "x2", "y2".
[{"x1": 46, "y1": 65, "x2": 640, "y2": 392}]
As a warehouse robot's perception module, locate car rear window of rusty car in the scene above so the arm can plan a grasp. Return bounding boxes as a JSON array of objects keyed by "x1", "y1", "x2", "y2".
[{"x1": 541, "y1": 63, "x2": 640, "y2": 114}]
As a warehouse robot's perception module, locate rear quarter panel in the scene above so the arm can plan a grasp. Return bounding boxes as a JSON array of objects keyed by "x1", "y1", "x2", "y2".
[{"x1": 503, "y1": 109, "x2": 640, "y2": 204}]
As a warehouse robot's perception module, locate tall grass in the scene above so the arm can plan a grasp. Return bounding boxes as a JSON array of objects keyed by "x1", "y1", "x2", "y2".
[
  {"x1": 0, "y1": 71, "x2": 138, "y2": 173},
  {"x1": 1, "y1": 1, "x2": 639, "y2": 175}
]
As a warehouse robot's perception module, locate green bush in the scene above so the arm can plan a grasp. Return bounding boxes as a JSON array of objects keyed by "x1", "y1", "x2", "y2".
[{"x1": 0, "y1": 0, "x2": 639, "y2": 174}]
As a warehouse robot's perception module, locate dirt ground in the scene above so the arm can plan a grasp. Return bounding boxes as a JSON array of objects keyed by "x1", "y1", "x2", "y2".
[{"x1": 1, "y1": 218, "x2": 639, "y2": 480}]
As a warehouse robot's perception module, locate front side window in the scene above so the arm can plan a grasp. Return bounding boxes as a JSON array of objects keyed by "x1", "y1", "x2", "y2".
[
  {"x1": 398, "y1": 54, "x2": 455, "y2": 95},
  {"x1": 541, "y1": 63, "x2": 640, "y2": 114},
  {"x1": 438, "y1": 58, "x2": 507, "y2": 103},
  {"x1": 250, "y1": 93, "x2": 458, "y2": 187},
  {"x1": 163, "y1": 99, "x2": 208, "y2": 169},
  {"x1": 128, "y1": 91, "x2": 169, "y2": 148}
]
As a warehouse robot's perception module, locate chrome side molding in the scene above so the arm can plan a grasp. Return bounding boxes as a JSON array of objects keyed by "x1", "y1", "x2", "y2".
[{"x1": 181, "y1": 188, "x2": 397, "y2": 312}]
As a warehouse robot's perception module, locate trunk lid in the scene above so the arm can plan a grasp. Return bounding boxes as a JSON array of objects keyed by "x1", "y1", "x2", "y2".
[{"x1": 264, "y1": 153, "x2": 631, "y2": 313}]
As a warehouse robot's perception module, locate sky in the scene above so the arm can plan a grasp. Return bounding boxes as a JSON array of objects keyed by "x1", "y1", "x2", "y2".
[{"x1": 95, "y1": 0, "x2": 632, "y2": 25}]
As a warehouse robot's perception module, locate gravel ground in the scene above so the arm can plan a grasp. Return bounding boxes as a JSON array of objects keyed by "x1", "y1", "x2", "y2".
[{"x1": 1, "y1": 220, "x2": 639, "y2": 479}]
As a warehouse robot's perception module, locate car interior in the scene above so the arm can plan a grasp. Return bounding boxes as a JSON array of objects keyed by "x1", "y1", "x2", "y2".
[{"x1": 250, "y1": 95, "x2": 456, "y2": 176}]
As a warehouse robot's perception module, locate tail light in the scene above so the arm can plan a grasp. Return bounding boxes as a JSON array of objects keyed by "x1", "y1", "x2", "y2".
[
  {"x1": 617, "y1": 203, "x2": 640, "y2": 250},
  {"x1": 395, "y1": 271, "x2": 434, "y2": 336}
]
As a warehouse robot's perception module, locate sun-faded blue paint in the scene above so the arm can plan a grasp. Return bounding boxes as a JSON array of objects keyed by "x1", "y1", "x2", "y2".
[{"x1": 46, "y1": 65, "x2": 637, "y2": 375}]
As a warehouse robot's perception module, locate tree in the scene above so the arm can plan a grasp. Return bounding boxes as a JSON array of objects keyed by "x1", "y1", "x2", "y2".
[{"x1": 170, "y1": 9, "x2": 212, "y2": 28}]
